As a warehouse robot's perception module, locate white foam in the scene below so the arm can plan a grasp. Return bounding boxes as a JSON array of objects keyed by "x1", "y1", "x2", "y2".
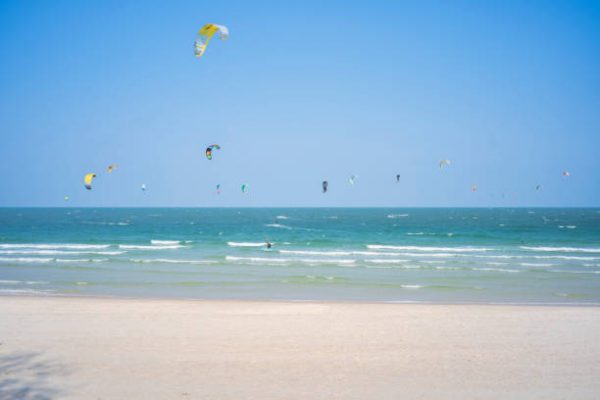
[
  {"x1": 550, "y1": 269, "x2": 600, "y2": 275},
  {"x1": 280, "y1": 250, "x2": 354, "y2": 256},
  {"x1": 473, "y1": 267, "x2": 520, "y2": 273},
  {"x1": 265, "y1": 224, "x2": 292, "y2": 230},
  {"x1": 150, "y1": 240, "x2": 181, "y2": 245},
  {"x1": 130, "y1": 258, "x2": 215, "y2": 265},
  {"x1": 400, "y1": 284, "x2": 423, "y2": 289},
  {"x1": 471, "y1": 254, "x2": 600, "y2": 261},
  {"x1": 276, "y1": 215, "x2": 289, "y2": 220},
  {"x1": 0, "y1": 257, "x2": 54, "y2": 263},
  {"x1": 520, "y1": 262, "x2": 554, "y2": 267},
  {"x1": 367, "y1": 245, "x2": 492, "y2": 252},
  {"x1": 55, "y1": 258, "x2": 108, "y2": 263},
  {"x1": 0, "y1": 288, "x2": 55, "y2": 295},
  {"x1": 0, "y1": 250, "x2": 123, "y2": 255},
  {"x1": 520, "y1": 246, "x2": 600, "y2": 253},
  {"x1": 0, "y1": 280, "x2": 48, "y2": 285},
  {"x1": 227, "y1": 242, "x2": 267, "y2": 247},
  {"x1": 364, "y1": 259, "x2": 410, "y2": 264},
  {"x1": 387, "y1": 214, "x2": 409, "y2": 219},
  {"x1": 279, "y1": 249, "x2": 423, "y2": 257},
  {"x1": 531, "y1": 255, "x2": 600, "y2": 261},
  {"x1": 0, "y1": 243, "x2": 110, "y2": 250},
  {"x1": 119, "y1": 245, "x2": 183, "y2": 250},
  {"x1": 226, "y1": 256, "x2": 289, "y2": 264},
  {"x1": 225, "y1": 256, "x2": 355, "y2": 265}
]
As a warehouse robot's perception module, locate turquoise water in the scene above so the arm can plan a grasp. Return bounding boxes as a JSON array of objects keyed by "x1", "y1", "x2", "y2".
[{"x1": 1, "y1": 208, "x2": 599, "y2": 304}]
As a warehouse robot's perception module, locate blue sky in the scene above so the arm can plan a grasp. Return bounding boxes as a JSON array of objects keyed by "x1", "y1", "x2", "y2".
[{"x1": 0, "y1": 0, "x2": 599, "y2": 206}]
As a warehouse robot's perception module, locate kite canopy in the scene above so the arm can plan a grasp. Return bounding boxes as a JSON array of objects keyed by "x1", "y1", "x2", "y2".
[
  {"x1": 322, "y1": 181, "x2": 328, "y2": 193},
  {"x1": 84, "y1": 173, "x2": 96, "y2": 190},
  {"x1": 205, "y1": 144, "x2": 221, "y2": 160},
  {"x1": 194, "y1": 24, "x2": 229, "y2": 58},
  {"x1": 563, "y1": 171, "x2": 570, "y2": 177},
  {"x1": 216, "y1": 183, "x2": 221, "y2": 194},
  {"x1": 396, "y1": 174, "x2": 401, "y2": 182},
  {"x1": 241, "y1": 184, "x2": 249, "y2": 193},
  {"x1": 472, "y1": 184, "x2": 478, "y2": 192},
  {"x1": 141, "y1": 184, "x2": 146, "y2": 191},
  {"x1": 64, "y1": 196, "x2": 69, "y2": 201},
  {"x1": 107, "y1": 164, "x2": 117, "y2": 173},
  {"x1": 439, "y1": 159, "x2": 451, "y2": 168},
  {"x1": 349, "y1": 175, "x2": 357, "y2": 185},
  {"x1": 536, "y1": 184, "x2": 542, "y2": 191}
]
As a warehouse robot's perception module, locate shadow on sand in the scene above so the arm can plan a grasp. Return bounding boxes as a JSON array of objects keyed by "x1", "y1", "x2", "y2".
[{"x1": 0, "y1": 351, "x2": 68, "y2": 400}]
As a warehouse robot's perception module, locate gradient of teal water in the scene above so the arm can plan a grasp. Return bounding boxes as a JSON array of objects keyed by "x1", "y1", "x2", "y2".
[{"x1": 1, "y1": 208, "x2": 599, "y2": 304}]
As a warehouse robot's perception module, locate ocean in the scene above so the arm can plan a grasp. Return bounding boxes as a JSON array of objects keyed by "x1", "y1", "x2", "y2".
[{"x1": 0, "y1": 208, "x2": 599, "y2": 304}]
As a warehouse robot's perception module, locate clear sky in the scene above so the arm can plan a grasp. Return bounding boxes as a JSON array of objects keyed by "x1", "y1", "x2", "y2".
[{"x1": 1, "y1": 0, "x2": 599, "y2": 207}]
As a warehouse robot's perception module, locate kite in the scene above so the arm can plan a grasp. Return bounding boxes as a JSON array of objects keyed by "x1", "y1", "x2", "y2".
[
  {"x1": 107, "y1": 164, "x2": 117, "y2": 173},
  {"x1": 439, "y1": 159, "x2": 451, "y2": 168},
  {"x1": 322, "y1": 181, "x2": 328, "y2": 193},
  {"x1": 205, "y1": 144, "x2": 221, "y2": 160},
  {"x1": 84, "y1": 173, "x2": 96, "y2": 190},
  {"x1": 194, "y1": 24, "x2": 229, "y2": 58}
]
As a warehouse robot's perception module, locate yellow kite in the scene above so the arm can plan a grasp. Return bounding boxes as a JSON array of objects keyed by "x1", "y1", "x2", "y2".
[
  {"x1": 84, "y1": 173, "x2": 96, "y2": 190},
  {"x1": 194, "y1": 24, "x2": 229, "y2": 58}
]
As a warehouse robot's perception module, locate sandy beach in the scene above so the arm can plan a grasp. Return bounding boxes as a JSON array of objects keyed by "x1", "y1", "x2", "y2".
[{"x1": 0, "y1": 297, "x2": 598, "y2": 399}]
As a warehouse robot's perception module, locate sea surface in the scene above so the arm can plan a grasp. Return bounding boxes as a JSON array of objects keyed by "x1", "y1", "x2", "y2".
[{"x1": 1, "y1": 208, "x2": 599, "y2": 304}]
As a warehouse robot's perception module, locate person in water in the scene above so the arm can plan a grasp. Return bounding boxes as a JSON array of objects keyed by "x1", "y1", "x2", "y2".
[{"x1": 266, "y1": 241, "x2": 272, "y2": 249}]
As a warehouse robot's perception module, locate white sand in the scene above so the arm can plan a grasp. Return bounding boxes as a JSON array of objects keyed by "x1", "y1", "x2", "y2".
[{"x1": 0, "y1": 296, "x2": 599, "y2": 399}]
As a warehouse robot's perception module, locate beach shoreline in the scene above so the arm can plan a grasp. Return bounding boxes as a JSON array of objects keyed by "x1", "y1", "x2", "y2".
[{"x1": 1, "y1": 296, "x2": 599, "y2": 399}]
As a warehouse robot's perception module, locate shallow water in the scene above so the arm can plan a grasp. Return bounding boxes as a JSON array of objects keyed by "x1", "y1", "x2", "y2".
[{"x1": 0, "y1": 208, "x2": 599, "y2": 304}]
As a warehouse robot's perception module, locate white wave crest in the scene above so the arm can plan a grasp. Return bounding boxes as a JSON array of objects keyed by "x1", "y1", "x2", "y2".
[
  {"x1": 0, "y1": 250, "x2": 123, "y2": 256},
  {"x1": 150, "y1": 240, "x2": 181, "y2": 245},
  {"x1": 225, "y1": 256, "x2": 355, "y2": 265},
  {"x1": 365, "y1": 259, "x2": 410, "y2": 264},
  {"x1": 520, "y1": 262, "x2": 555, "y2": 267},
  {"x1": 265, "y1": 224, "x2": 292, "y2": 230},
  {"x1": 0, "y1": 280, "x2": 49, "y2": 285},
  {"x1": 0, "y1": 257, "x2": 54, "y2": 263},
  {"x1": 520, "y1": 246, "x2": 600, "y2": 253},
  {"x1": 550, "y1": 269, "x2": 600, "y2": 275},
  {"x1": 227, "y1": 242, "x2": 267, "y2": 247},
  {"x1": 0, "y1": 243, "x2": 110, "y2": 250},
  {"x1": 130, "y1": 258, "x2": 215, "y2": 265},
  {"x1": 367, "y1": 245, "x2": 491, "y2": 252},
  {"x1": 387, "y1": 214, "x2": 409, "y2": 219},
  {"x1": 0, "y1": 289, "x2": 55, "y2": 295},
  {"x1": 473, "y1": 267, "x2": 520, "y2": 273},
  {"x1": 119, "y1": 245, "x2": 183, "y2": 250}
]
